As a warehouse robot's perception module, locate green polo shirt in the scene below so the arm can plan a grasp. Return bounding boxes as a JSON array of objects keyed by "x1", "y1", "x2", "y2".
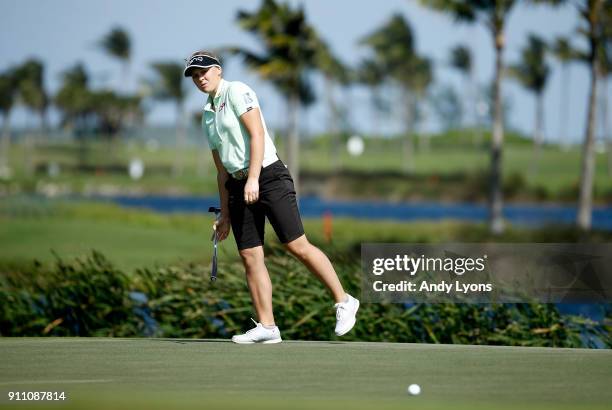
[{"x1": 201, "y1": 79, "x2": 277, "y2": 174}]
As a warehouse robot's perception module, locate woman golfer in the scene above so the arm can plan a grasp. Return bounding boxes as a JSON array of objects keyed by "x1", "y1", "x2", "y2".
[{"x1": 185, "y1": 51, "x2": 359, "y2": 344}]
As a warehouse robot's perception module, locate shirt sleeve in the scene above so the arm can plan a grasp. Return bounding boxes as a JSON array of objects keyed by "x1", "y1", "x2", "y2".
[{"x1": 228, "y1": 82, "x2": 260, "y2": 116}]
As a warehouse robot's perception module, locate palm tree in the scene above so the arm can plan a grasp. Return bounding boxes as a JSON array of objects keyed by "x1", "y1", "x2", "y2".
[
  {"x1": 598, "y1": 4, "x2": 612, "y2": 177},
  {"x1": 14, "y1": 59, "x2": 49, "y2": 138},
  {"x1": 420, "y1": 0, "x2": 522, "y2": 234},
  {"x1": 55, "y1": 63, "x2": 91, "y2": 131},
  {"x1": 597, "y1": 53, "x2": 611, "y2": 176},
  {"x1": 99, "y1": 26, "x2": 131, "y2": 93},
  {"x1": 12, "y1": 59, "x2": 48, "y2": 176},
  {"x1": 509, "y1": 34, "x2": 550, "y2": 175},
  {"x1": 87, "y1": 90, "x2": 142, "y2": 137},
  {"x1": 573, "y1": 0, "x2": 609, "y2": 231},
  {"x1": 449, "y1": 44, "x2": 475, "y2": 128},
  {"x1": 356, "y1": 58, "x2": 389, "y2": 138},
  {"x1": 431, "y1": 85, "x2": 463, "y2": 130},
  {"x1": 149, "y1": 62, "x2": 189, "y2": 177},
  {"x1": 314, "y1": 38, "x2": 350, "y2": 170},
  {"x1": 361, "y1": 13, "x2": 432, "y2": 172},
  {"x1": 0, "y1": 69, "x2": 17, "y2": 174},
  {"x1": 551, "y1": 37, "x2": 577, "y2": 150},
  {"x1": 230, "y1": 0, "x2": 320, "y2": 193},
  {"x1": 55, "y1": 63, "x2": 95, "y2": 168},
  {"x1": 409, "y1": 56, "x2": 434, "y2": 154}
]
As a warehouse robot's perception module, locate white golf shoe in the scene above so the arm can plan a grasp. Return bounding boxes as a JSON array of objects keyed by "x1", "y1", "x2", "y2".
[
  {"x1": 334, "y1": 294, "x2": 360, "y2": 336},
  {"x1": 231, "y1": 318, "x2": 282, "y2": 344}
]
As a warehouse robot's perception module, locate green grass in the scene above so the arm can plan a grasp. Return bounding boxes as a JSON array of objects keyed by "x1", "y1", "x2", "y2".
[
  {"x1": 301, "y1": 144, "x2": 612, "y2": 195},
  {"x1": 3, "y1": 139, "x2": 219, "y2": 195},
  {"x1": 0, "y1": 200, "x2": 458, "y2": 272},
  {"x1": 4, "y1": 134, "x2": 612, "y2": 199},
  {"x1": 2, "y1": 197, "x2": 612, "y2": 273},
  {"x1": 0, "y1": 338, "x2": 610, "y2": 410},
  {"x1": 0, "y1": 199, "x2": 231, "y2": 273},
  {"x1": 0, "y1": 218, "x2": 225, "y2": 273}
]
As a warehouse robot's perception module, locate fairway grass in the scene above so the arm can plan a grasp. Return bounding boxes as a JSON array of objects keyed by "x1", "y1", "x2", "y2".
[
  {"x1": 3, "y1": 198, "x2": 612, "y2": 272},
  {"x1": 0, "y1": 338, "x2": 610, "y2": 410},
  {"x1": 0, "y1": 196, "x2": 496, "y2": 272},
  {"x1": 6, "y1": 139, "x2": 612, "y2": 199},
  {"x1": 0, "y1": 217, "x2": 225, "y2": 273}
]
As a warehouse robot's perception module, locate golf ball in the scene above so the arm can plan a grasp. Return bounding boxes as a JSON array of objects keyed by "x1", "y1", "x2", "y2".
[{"x1": 407, "y1": 384, "x2": 421, "y2": 396}]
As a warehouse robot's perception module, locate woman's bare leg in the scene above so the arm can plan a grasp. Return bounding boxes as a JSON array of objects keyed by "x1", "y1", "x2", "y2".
[
  {"x1": 239, "y1": 245, "x2": 275, "y2": 326},
  {"x1": 284, "y1": 234, "x2": 346, "y2": 303}
]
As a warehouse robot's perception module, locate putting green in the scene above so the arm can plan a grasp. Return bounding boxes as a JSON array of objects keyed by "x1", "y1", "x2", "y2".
[{"x1": 0, "y1": 338, "x2": 610, "y2": 410}]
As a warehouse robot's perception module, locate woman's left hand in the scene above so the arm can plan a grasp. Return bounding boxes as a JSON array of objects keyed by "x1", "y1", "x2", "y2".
[{"x1": 244, "y1": 177, "x2": 259, "y2": 204}]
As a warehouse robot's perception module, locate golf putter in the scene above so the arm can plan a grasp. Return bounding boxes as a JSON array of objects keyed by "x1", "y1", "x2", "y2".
[{"x1": 208, "y1": 206, "x2": 221, "y2": 281}]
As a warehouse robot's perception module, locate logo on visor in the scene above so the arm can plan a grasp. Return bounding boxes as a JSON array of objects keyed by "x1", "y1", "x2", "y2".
[{"x1": 189, "y1": 56, "x2": 204, "y2": 65}]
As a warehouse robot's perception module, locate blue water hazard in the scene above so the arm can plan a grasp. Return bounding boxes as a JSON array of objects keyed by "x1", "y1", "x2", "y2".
[{"x1": 94, "y1": 195, "x2": 612, "y2": 230}]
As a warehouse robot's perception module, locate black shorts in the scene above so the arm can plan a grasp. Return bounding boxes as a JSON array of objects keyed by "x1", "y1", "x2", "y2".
[{"x1": 225, "y1": 160, "x2": 305, "y2": 250}]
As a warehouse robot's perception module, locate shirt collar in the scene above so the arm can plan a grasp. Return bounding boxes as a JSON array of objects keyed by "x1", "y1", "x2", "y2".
[
  {"x1": 213, "y1": 79, "x2": 227, "y2": 100},
  {"x1": 204, "y1": 79, "x2": 228, "y2": 112}
]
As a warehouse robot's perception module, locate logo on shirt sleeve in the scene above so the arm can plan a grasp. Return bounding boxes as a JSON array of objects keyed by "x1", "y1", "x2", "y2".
[{"x1": 243, "y1": 92, "x2": 254, "y2": 104}]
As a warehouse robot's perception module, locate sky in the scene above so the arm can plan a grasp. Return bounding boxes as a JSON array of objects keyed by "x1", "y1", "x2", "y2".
[{"x1": 1, "y1": 0, "x2": 609, "y2": 143}]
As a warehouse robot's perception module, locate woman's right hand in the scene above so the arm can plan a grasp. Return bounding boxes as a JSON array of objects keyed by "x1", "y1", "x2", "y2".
[{"x1": 214, "y1": 215, "x2": 231, "y2": 242}]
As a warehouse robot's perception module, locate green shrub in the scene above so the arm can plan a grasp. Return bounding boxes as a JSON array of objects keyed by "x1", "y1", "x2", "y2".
[
  {"x1": 502, "y1": 172, "x2": 526, "y2": 199},
  {"x1": 1, "y1": 249, "x2": 609, "y2": 348},
  {"x1": 532, "y1": 185, "x2": 550, "y2": 201},
  {"x1": 0, "y1": 251, "x2": 142, "y2": 336}
]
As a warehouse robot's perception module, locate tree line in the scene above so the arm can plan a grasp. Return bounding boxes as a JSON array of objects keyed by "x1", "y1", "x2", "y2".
[{"x1": 0, "y1": 0, "x2": 611, "y2": 233}]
